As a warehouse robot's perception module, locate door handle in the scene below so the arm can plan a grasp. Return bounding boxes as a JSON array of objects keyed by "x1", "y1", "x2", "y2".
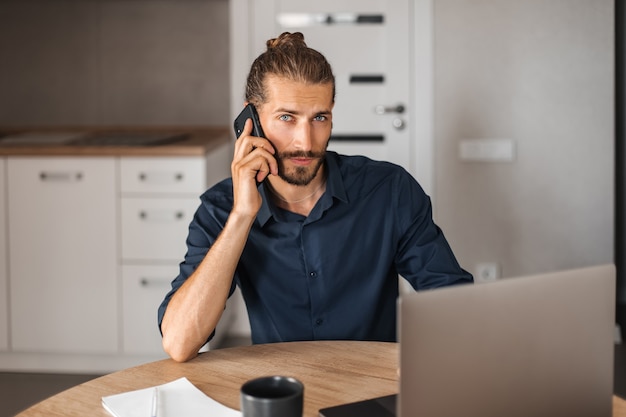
[{"x1": 375, "y1": 104, "x2": 405, "y2": 115}]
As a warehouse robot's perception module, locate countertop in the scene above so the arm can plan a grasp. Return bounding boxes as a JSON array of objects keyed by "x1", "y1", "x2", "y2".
[{"x1": 0, "y1": 126, "x2": 230, "y2": 157}]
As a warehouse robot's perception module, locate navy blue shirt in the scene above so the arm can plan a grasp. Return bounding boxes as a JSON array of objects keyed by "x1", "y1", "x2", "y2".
[{"x1": 158, "y1": 152, "x2": 472, "y2": 344}]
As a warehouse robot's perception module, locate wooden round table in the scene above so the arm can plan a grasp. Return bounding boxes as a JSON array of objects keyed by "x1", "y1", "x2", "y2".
[
  {"x1": 17, "y1": 340, "x2": 626, "y2": 417},
  {"x1": 18, "y1": 341, "x2": 397, "y2": 417}
]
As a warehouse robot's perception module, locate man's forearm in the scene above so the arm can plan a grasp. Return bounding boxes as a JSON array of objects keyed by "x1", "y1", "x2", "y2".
[{"x1": 161, "y1": 212, "x2": 255, "y2": 362}]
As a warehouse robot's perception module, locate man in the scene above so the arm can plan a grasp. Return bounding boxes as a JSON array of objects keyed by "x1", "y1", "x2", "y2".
[{"x1": 158, "y1": 32, "x2": 472, "y2": 362}]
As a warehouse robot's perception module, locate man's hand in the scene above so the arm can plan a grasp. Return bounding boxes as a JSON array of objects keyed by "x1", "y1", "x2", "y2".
[{"x1": 231, "y1": 118, "x2": 278, "y2": 217}]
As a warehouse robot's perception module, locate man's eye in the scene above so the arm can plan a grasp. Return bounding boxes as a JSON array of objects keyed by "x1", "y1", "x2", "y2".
[
  {"x1": 314, "y1": 115, "x2": 327, "y2": 122},
  {"x1": 279, "y1": 114, "x2": 292, "y2": 121}
]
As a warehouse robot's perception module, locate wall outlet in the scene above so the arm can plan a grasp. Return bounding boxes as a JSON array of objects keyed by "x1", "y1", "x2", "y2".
[{"x1": 475, "y1": 263, "x2": 500, "y2": 283}]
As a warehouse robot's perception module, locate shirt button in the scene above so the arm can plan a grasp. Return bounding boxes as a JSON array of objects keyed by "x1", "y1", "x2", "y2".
[
  {"x1": 315, "y1": 319, "x2": 323, "y2": 326},
  {"x1": 309, "y1": 271, "x2": 317, "y2": 278}
]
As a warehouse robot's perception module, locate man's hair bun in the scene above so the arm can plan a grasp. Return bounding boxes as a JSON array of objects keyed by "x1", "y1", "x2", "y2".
[{"x1": 266, "y1": 32, "x2": 307, "y2": 51}]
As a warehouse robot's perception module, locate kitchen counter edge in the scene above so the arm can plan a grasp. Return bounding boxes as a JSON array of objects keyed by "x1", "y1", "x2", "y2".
[{"x1": 0, "y1": 126, "x2": 231, "y2": 157}]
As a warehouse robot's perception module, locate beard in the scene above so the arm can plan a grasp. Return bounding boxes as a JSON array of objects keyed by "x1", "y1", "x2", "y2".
[{"x1": 275, "y1": 149, "x2": 326, "y2": 186}]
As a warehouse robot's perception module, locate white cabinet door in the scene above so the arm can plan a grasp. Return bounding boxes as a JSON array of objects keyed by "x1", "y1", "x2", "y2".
[
  {"x1": 8, "y1": 157, "x2": 118, "y2": 354},
  {"x1": 121, "y1": 265, "x2": 176, "y2": 356},
  {"x1": 0, "y1": 158, "x2": 7, "y2": 351}
]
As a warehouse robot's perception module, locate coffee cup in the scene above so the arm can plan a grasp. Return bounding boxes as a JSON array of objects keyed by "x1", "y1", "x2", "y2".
[{"x1": 240, "y1": 375, "x2": 304, "y2": 417}]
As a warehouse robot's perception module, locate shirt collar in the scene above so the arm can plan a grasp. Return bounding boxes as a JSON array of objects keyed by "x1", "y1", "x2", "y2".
[{"x1": 256, "y1": 151, "x2": 348, "y2": 227}]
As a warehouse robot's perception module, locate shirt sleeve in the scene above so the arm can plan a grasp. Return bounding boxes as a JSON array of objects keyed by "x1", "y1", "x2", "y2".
[{"x1": 393, "y1": 170, "x2": 473, "y2": 289}]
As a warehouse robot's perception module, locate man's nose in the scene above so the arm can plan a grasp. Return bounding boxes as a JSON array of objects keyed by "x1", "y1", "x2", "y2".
[{"x1": 291, "y1": 121, "x2": 313, "y2": 151}]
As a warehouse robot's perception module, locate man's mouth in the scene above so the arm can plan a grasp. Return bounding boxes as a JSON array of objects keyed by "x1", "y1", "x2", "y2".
[{"x1": 289, "y1": 157, "x2": 316, "y2": 166}]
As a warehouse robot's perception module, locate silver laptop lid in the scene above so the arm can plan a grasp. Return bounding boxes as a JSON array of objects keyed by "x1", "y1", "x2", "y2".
[{"x1": 399, "y1": 264, "x2": 616, "y2": 417}]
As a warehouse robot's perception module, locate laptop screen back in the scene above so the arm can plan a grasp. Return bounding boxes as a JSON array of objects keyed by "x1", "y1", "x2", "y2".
[{"x1": 398, "y1": 264, "x2": 616, "y2": 417}]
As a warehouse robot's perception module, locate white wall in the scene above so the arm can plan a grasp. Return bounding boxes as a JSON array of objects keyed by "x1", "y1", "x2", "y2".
[{"x1": 433, "y1": 0, "x2": 614, "y2": 278}]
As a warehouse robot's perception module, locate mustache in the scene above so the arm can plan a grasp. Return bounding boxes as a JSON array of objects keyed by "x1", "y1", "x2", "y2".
[{"x1": 277, "y1": 150, "x2": 325, "y2": 159}]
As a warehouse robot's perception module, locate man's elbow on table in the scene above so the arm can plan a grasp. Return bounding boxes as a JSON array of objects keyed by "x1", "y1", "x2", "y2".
[
  {"x1": 160, "y1": 316, "x2": 202, "y2": 362},
  {"x1": 162, "y1": 334, "x2": 199, "y2": 363}
]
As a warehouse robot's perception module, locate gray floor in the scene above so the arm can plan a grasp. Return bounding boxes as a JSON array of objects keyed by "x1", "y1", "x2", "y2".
[
  {"x1": 0, "y1": 336, "x2": 251, "y2": 417},
  {"x1": 0, "y1": 372, "x2": 101, "y2": 417}
]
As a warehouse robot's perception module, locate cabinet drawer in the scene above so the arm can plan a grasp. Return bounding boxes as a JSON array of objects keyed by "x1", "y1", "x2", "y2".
[
  {"x1": 122, "y1": 265, "x2": 176, "y2": 356},
  {"x1": 121, "y1": 197, "x2": 198, "y2": 261},
  {"x1": 120, "y1": 157, "x2": 205, "y2": 194}
]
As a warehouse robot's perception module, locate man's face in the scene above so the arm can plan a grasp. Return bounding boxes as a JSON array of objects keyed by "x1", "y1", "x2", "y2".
[{"x1": 256, "y1": 75, "x2": 334, "y2": 186}]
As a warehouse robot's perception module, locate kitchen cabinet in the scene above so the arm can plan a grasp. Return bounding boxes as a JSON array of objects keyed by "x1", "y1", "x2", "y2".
[
  {"x1": 0, "y1": 158, "x2": 8, "y2": 351},
  {"x1": 8, "y1": 157, "x2": 118, "y2": 354},
  {"x1": 119, "y1": 156, "x2": 218, "y2": 355},
  {"x1": 117, "y1": 150, "x2": 233, "y2": 357},
  {"x1": 0, "y1": 131, "x2": 233, "y2": 372},
  {"x1": 119, "y1": 157, "x2": 204, "y2": 262}
]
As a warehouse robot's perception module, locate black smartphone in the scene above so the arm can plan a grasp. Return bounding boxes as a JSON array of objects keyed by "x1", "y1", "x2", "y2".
[{"x1": 234, "y1": 104, "x2": 265, "y2": 139}]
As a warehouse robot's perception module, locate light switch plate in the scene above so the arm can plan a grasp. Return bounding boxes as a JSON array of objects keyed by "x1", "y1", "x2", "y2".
[{"x1": 459, "y1": 139, "x2": 516, "y2": 162}]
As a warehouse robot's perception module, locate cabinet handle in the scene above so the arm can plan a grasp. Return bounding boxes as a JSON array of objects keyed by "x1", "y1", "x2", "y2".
[
  {"x1": 138, "y1": 171, "x2": 184, "y2": 184},
  {"x1": 138, "y1": 210, "x2": 185, "y2": 222},
  {"x1": 39, "y1": 171, "x2": 84, "y2": 182},
  {"x1": 140, "y1": 277, "x2": 171, "y2": 287}
]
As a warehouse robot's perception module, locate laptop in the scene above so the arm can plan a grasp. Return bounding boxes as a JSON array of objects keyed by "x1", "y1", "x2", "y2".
[{"x1": 319, "y1": 264, "x2": 616, "y2": 417}]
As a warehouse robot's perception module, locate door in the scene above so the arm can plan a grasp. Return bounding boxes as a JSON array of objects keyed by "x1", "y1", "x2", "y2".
[{"x1": 250, "y1": 0, "x2": 412, "y2": 170}]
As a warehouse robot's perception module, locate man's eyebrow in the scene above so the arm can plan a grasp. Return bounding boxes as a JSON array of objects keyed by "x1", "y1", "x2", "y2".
[
  {"x1": 274, "y1": 107, "x2": 298, "y2": 114},
  {"x1": 274, "y1": 107, "x2": 332, "y2": 115}
]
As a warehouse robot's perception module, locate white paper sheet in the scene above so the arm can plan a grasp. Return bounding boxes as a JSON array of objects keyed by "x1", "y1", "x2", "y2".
[{"x1": 102, "y1": 377, "x2": 241, "y2": 417}]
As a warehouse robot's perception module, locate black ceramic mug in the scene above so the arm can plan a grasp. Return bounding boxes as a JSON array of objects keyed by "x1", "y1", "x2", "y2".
[{"x1": 240, "y1": 375, "x2": 304, "y2": 417}]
